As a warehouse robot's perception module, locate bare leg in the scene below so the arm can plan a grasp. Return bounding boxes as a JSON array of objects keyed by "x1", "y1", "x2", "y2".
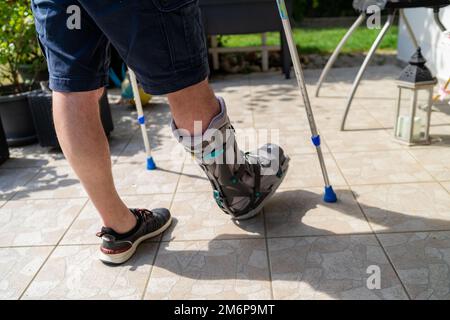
[
  {"x1": 53, "y1": 88, "x2": 136, "y2": 233},
  {"x1": 168, "y1": 78, "x2": 220, "y2": 134}
]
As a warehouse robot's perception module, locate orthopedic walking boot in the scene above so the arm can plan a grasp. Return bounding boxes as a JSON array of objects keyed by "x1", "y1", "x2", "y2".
[{"x1": 171, "y1": 97, "x2": 289, "y2": 220}]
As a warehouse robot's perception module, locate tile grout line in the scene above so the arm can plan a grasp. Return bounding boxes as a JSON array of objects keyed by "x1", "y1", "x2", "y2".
[
  {"x1": 348, "y1": 185, "x2": 412, "y2": 300},
  {"x1": 140, "y1": 156, "x2": 185, "y2": 300},
  {"x1": 405, "y1": 147, "x2": 450, "y2": 198},
  {"x1": 17, "y1": 197, "x2": 90, "y2": 300},
  {"x1": 325, "y1": 131, "x2": 413, "y2": 299},
  {"x1": 335, "y1": 96, "x2": 437, "y2": 299},
  {"x1": 262, "y1": 208, "x2": 275, "y2": 300},
  {"x1": 3, "y1": 189, "x2": 200, "y2": 202},
  {"x1": 4, "y1": 166, "x2": 44, "y2": 203},
  {"x1": 372, "y1": 231, "x2": 412, "y2": 300}
]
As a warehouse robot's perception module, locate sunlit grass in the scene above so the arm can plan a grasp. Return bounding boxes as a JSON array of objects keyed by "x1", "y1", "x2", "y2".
[{"x1": 219, "y1": 26, "x2": 399, "y2": 54}]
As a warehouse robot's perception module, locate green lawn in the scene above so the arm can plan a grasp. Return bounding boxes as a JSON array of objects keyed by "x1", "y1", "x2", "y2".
[{"x1": 219, "y1": 26, "x2": 399, "y2": 54}]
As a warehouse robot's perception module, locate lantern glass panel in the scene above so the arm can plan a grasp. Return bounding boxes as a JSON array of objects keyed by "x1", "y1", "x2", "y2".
[{"x1": 395, "y1": 86, "x2": 433, "y2": 143}]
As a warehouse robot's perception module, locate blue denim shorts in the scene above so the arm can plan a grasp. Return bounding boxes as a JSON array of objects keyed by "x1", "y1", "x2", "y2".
[{"x1": 31, "y1": 0, "x2": 209, "y2": 95}]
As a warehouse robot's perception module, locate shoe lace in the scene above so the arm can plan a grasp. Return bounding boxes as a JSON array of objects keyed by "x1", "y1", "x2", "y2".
[{"x1": 134, "y1": 208, "x2": 154, "y2": 223}]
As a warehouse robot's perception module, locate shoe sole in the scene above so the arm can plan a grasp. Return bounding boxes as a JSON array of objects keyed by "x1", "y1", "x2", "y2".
[
  {"x1": 232, "y1": 156, "x2": 290, "y2": 221},
  {"x1": 99, "y1": 216, "x2": 173, "y2": 265}
]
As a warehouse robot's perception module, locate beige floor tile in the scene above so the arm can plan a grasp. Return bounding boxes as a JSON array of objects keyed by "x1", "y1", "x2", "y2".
[
  {"x1": 112, "y1": 162, "x2": 181, "y2": 195},
  {"x1": 108, "y1": 131, "x2": 135, "y2": 162},
  {"x1": 269, "y1": 235, "x2": 408, "y2": 300},
  {"x1": 355, "y1": 97, "x2": 398, "y2": 110},
  {"x1": 216, "y1": 88, "x2": 253, "y2": 117},
  {"x1": 363, "y1": 106, "x2": 397, "y2": 129},
  {"x1": 442, "y1": 182, "x2": 450, "y2": 193},
  {"x1": 6, "y1": 145, "x2": 67, "y2": 168},
  {"x1": 0, "y1": 246, "x2": 53, "y2": 299},
  {"x1": 177, "y1": 164, "x2": 211, "y2": 193},
  {"x1": 247, "y1": 83, "x2": 304, "y2": 115},
  {"x1": 265, "y1": 188, "x2": 371, "y2": 237},
  {"x1": 0, "y1": 168, "x2": 39, "y2": 201},
  {"x1": 352, "y1": 183, "x2": 450, "y2": 233},
  {"x1": 144, "y1": 239, "x2": 271, "y2": 299},
  {"x1": 250, "y1": 129, "x2": 329, "y2": 155},
  {"x1": 253, "y1": 112, "x2": 309, "y2": 131},
  {"x1": 282, "y1": 154, "x2": 347, "y2": 189},
  {"x1": 116, "y1": 127, "x2": 186, "y2": 164},
  {"x1": 354, "y1": 83, "x2": 399, "y2": 100},
  {"x1": 426, "y1": 123, "x2": 450, "y2": 147},
  {"x1": 315, "y1": 109, "x2": 383, "y2": 131},
  {"x1": 0, "y1": 199, "x2": 86, "y2": 246},
  {"x1": 322, "y1": 129, "x2": 404, "y2": 153},
  {"x1": 229, "y1": 114, "x2": 254, "y2": 129},
  {"x1": 61, "y1": 195, "x2": 173, "y2": 245},
  {"x1": 0, "y1": 155, "x2": 51, "y2": 169},
  {"x1": 234, "y1": 128, "x2": 325, "y2": 156},
  {"x1": 364, "y1": 103, "x2": 449, "y2": 130},
  {"x1": 409, "y1": 148, "x2": 450, "y2": 181},
  {"x1": 379, "y1": 231, "x2": 450, "y2": 299},
  {"x1": 22, "y1": 244, "x2": 156, "y2": 299},
  {"x1": 165, "y1": 192, "x2": 264, "y2": 241},
  {"x1": 334, "y1": 150, "x2": 433, "y2": 185},
  {"x1": 13, "y1": 166, "x2": 86, "y2": 200},
  {"x1": 247, "y1": 99, "x2": 304, "y2": 115}
]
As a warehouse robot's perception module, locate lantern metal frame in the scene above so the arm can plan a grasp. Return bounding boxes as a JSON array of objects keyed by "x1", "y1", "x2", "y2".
[{"x1": 394, "y1": 79, "x2": 437, "y2": 145}]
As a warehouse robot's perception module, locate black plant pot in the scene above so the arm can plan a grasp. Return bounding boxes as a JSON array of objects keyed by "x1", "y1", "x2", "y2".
[
  {"x1": 0, "y1": 87, "x2": 38, "y2": 147},
  {"x1": 0, "y1": 113, "x2": 10, "y2": 165},
  {"x1": 28, "y1": 89, "x2": 114, "y2": 148}
]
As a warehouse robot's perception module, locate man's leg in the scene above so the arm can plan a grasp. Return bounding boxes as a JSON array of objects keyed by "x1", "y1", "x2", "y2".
[
  {"x1": 170, "y1": 80, "x2": 290, "y2": 220},
  {"x1": 52, "y1": 88, "x2": 135, "y2": 234},
  {"x1": 168, "y1": 79, "x2": 219, "y2": 135},
  {"x1": 52, "y1": 88, "x2": 171, "y2": 265}
]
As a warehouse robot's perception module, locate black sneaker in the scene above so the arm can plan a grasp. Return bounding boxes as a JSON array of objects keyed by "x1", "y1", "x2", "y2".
[{"x1": 96, "y1": 208, "x2": 172, "y2": 265}]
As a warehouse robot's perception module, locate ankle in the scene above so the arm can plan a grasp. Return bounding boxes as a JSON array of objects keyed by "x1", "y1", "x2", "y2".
[{"x1": 104, "y1": 209, "x2": 137, "y2": 234}]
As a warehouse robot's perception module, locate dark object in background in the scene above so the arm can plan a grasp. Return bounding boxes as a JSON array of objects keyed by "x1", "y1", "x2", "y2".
[
  {"x1": 0, "y1": 86, "x2": 38, "y2": 147},
  {"x1": 199, "y1": 0, "x2": 294, "y2": 78},
  {"x1": 353, "y1": 0, "x2": 450, "y2": 12},
  {"x1": 0, "y1": 113, "x2": 10, "y2": 165},
  {"x1": 28, "y1": 87, "x2": 114, "y2": 148}
]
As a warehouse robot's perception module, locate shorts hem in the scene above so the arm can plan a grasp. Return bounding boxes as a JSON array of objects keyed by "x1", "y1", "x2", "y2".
[
  {"x1": 49, "y1": 75, "x2": 109, "y2": 93},
  {"x1": 140, "y1": 62, "x2": 210, "y2": 95}
]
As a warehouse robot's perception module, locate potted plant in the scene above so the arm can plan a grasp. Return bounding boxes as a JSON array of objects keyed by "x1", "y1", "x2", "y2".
[{"x1": 0, "y1": 1, "x2": 47, "y2": 146}]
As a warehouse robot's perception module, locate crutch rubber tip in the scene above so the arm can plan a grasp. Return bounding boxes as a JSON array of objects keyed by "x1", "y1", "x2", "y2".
[
  {"x1": 324, "y1": 186, "x2": 337, "y2": 203},
  {"x1": 147, "y1": 157, "x2": 157, "y2": 170}
]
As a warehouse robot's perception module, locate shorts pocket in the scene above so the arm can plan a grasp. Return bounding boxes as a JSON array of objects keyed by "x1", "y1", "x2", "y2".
[
  {"x1": 151, "y1": 0, "x2": 196, "y2": 12},
  {"x1": 158, "y1": 1, "x2": 207, "y2": 72}
]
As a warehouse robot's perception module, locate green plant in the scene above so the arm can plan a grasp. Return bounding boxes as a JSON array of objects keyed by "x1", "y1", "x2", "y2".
[{"x1": 0, "y1": 0, "x2": 46, "y2": 94}]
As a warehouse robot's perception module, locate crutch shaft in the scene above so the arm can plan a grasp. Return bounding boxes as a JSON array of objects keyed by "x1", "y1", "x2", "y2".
[
  {"x1": 275, "y1": 0, "x2": 335, "y2": 197},
  {"x1": 128, "y1": 68, "x2": 156, "y2": 170}
]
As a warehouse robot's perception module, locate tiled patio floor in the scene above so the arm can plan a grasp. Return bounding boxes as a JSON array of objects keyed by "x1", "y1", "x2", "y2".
[{"x1": 2, "y1": 65, "x2": 450, "y2": 300}]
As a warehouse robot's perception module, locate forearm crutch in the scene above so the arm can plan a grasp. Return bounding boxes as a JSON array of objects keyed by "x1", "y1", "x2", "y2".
[
  {"x1": 128, "y1": 68, "x2": 157, "y2": 170},
  {"x1": 275, "y1": 0, "x2": 337, "y2": 203}
]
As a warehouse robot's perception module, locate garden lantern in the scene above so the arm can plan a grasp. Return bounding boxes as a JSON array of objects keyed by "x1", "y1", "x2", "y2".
[{"x1": 394, "y1": 48, "x2": 437, "y2": 145}]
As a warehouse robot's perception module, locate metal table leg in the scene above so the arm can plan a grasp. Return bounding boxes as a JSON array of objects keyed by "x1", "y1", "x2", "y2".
[
  {"x1": 315, "y1": 14, "x2": 366, "y2": 97},
  {"x1": 340, "y1": 11, "x2": 397, "y2": 131},
  {"x1": 433, "y1": 7, "x2": 447, "y2": 32}
]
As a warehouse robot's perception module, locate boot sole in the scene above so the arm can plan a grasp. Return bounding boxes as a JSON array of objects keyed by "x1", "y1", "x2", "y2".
[
  {"x1": 99, "y1": 216, "x2": 173, "y2": 265},
  {"x1": 232, "y1": 156, "x2": 290, "y2": 221}
]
